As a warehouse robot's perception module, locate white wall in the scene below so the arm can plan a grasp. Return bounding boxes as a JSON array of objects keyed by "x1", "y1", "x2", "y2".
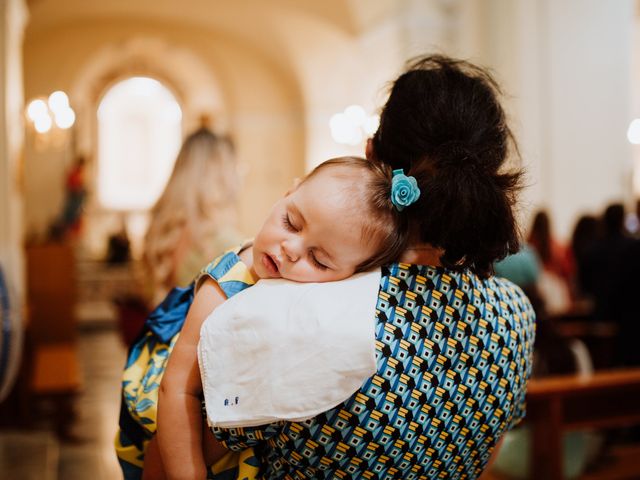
[
  {"x1": 270, "y1": 1, "x2": 453, "y2": 170},
  {"x1": 544, "y1": 0, "x2": 634, "y2": 238},
  {"x1": 459, "y1": 0, "x2": 634, "y2": 240}
]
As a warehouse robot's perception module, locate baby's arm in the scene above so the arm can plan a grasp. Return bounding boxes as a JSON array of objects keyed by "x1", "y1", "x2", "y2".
[
  {"x1": 157, "y1": 279, "x2": 226, "y2": 480},
  {"x1": 142, "y1": 435, "x2": 166, "y2": 480}
]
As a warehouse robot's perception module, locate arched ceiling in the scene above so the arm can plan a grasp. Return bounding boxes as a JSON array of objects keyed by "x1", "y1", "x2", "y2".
[
  {"x1": 24, "y1": 0, "x2": 400, "y2": 103},
  {"x1": 25, "y1": 0, "x2": 399, "y2": 39}
]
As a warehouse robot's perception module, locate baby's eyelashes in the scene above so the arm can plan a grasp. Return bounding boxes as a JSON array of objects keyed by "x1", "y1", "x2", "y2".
[
  {"x1": 281, "y1": 213, "x2": 298, "y2": 232},
  {"x1": 309, "y1": 251, "x2": 329, "y2": 270}
]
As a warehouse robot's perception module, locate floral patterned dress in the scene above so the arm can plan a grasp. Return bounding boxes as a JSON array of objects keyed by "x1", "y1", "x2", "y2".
[{"x1": 115, "y1": 246, "x2": 258, "y2": 479}]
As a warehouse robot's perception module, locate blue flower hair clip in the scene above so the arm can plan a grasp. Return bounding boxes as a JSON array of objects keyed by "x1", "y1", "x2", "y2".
[{"x1": 390, "y1": 169, "x2": 421, "y2": 211}]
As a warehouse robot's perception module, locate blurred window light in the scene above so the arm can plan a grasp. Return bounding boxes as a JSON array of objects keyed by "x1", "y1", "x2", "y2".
[
  {"x1": 54, "y1": 108, "x2": 75, "y2": 129},
  {"x1": 363, "y1": 115, "x2": 380, "y2": 136},
  {"x1": 27, "y1": 99, "x2": 48, "y2": 122},
  {"x1": 625, "y1": 212, "x2": 639, "y2": 234},
  {"x1": 26, "y1": 92, "x2": 75, "y2": 134},
  {"x1": 33, "y1": 114, "x2": 52, "y2": 133},
  {"x1": 627, "y1": 118, "x2": 640, "y2": 144},
  {"x1": 344, "y1": 105, "x2": 367, "y2": 125},
  {"x1": 330, "y1": 105, "x2": 379, "y2": 146},
  {"x1": 97, "y1": 76, "x2": 182, "y2": 211},
  {"x1": 48, "y1": 91, "x2": 69, "y2": 113},
  {"x1": 330, "y1": 112, "x2": 362, "y2": 146}
]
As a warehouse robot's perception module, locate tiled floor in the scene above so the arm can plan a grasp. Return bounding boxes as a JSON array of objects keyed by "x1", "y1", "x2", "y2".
[
  {"x1": 0, "y1": 254, "x2": 137, "y2": 479},
  {"x1": 57, "y1": 324, "x2": 126, "y2": 479},
  {"x1": 0, "y1": 430, "x2": 59, "y2": 480},
  {"x1": 0, "y1": 323, "x2": 126, "y2": 479}
]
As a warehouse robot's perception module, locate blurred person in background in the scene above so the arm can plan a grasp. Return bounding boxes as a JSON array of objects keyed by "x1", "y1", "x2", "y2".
[
  {"x1": 569, "y1": 214, "x2": 601, "y2": 310},
  {"x1": 633, "y1": 199, "x2": 640, "y2": 238},
  {"x1": 493, "y1": 244, "x2": 598, "y2": 480},
  {"x1": 611, "y1": 209, "x2": 640, "y2": 366},
  {"x1": 581, "y1": 203, "x2": 634, "y2": 324},
  {"x1": 143, "y1": 126, "x2": 242, "y2": 306},
  {"x1": 527, "y1": 210, "x2": 572, "y2": 315},
  {"x1": 116, "y1": 126, "x2": 242, "y2": 346},
  {"x1": 494, "y1": 243, "x2": 541, "y2": 299},
  {"x1": 49, "y1": 155, "x2": 88, "y2": 240}
]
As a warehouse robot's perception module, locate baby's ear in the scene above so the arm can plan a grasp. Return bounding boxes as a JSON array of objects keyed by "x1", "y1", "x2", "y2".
[
  {"x1": 365, "y1": 138, "x2": 375, "y2": 160},
  {"x1": 285, "y1": 177, "x2": 302, "y2": 196}
]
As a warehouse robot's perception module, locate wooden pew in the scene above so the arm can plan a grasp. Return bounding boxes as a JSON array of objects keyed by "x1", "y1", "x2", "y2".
[
  {"x1": 25, "y1": 242, "x2": 81, "y2": 438},
  {"x1": 526, "y1": 368, "x2": 640, "y2": 479},
  {"x1": 553, "y1": 320, "x2": 618, "y2": 370}
]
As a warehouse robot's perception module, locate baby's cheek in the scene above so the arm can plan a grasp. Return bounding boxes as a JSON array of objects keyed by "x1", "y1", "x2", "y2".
[
  {"x1": 293, "y1": 263, "x2": 323, "y2": 283},
  {"x1": 300, "y1": 264, "x2": 320, "y2": 282}
]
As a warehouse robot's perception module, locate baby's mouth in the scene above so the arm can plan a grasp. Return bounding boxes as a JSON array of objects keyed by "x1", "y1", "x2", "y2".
[{"x1": 262, "y1": 253, "x2": 280, "y2": 276}]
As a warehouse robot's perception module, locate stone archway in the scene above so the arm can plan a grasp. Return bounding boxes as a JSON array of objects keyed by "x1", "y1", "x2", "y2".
[
  {"x1": 69, "y1": 36, "x2": 228, "y2": 257},
  {"x1": 71, "y1": 35, "x2": 227, "y2": 158}
]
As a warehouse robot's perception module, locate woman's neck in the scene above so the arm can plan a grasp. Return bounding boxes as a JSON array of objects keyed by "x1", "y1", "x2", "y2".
[{"x1": 399, "y1": 243, "x2": 444, "y2": 266}]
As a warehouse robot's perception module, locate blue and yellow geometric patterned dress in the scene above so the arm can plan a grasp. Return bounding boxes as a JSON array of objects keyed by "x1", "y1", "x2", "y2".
[
  {"x1": 117, "y1": 258, "x2": 535, "y2": 480},
  {"x1": 115, "y1": 246, "x2": 256, "y2": 480},
  {"x1": 211, "y1": 263, "x2": 536, "y2": 480}
]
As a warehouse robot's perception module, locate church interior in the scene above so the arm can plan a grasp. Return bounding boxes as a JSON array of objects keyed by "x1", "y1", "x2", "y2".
[{"x1": 2, "y1": 0, "x2": 640, "y2": 478}]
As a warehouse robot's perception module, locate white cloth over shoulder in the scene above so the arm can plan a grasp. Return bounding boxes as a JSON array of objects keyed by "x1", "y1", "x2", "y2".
[{"x1": 197, "y1": 269, "x2": 381, "y2": 428}]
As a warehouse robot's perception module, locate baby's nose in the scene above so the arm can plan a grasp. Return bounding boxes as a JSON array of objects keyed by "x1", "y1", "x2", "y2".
[{"x1": 281, "y1": 240, "x2": 301, "y2": 262}]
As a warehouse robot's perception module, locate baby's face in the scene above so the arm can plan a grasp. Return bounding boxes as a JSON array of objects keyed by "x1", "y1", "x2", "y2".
[{"x1": 252, "y1": 167, "x2": 378, "y2": 282}]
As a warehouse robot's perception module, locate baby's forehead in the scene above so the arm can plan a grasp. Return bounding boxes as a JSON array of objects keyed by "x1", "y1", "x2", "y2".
[
  {"x1": 304, "y1": 164, "x2": 369, "y2": 199},
  {"x1": 299, "y1": 168, "x2": 371, "y2": 217}
]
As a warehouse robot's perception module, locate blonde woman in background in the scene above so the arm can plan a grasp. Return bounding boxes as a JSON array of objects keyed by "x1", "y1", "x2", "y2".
[{"x1": 143, "y1": 127, "x2": 242, "y2": 306}]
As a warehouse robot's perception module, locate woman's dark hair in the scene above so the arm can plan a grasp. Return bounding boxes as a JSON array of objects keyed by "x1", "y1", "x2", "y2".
[
  {"x1": 602, "y1": 203, "x2": 625, "y2": 237},
  {"x1": 371, "y1": 55, "x2": 523, "y2": 277},
  {"x1": 571, "y1": 214, "x2": 600, "y2": 260}
]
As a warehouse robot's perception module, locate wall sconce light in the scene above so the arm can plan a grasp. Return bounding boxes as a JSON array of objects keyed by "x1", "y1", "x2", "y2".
[
  {"x1": 628, "y1": 118, "x2": 640, "y2": 144},
  {"x1": 330, "y1": 105, "x2": 379, "y2": 146},
  {"x1": 26, "y1": 90, "x2": 76, "y2": 134}
]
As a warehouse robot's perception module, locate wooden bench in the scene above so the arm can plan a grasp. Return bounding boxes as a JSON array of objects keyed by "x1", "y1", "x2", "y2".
[
  {"x1": 26, "y1": 243, "x2": 81, "y2": 438},
  {"x1": 526, "y1": 368, "x2": 640, "y2": 479}
]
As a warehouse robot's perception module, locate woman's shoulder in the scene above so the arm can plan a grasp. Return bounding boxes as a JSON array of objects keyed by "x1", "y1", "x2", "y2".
[{"x1": 382, "y1": 262, "x2": 534, "y2": 313}]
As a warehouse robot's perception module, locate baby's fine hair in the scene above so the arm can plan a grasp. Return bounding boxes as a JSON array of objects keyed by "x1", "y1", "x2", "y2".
[{"x1": 304, "y1": 157, "x2": 409, "y2": 272}]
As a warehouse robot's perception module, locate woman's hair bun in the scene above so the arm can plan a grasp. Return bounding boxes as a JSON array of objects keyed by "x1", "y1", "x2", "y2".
[
  {"x1": 371, "y1": 54, "x2": 523, "y2": 277},
  {"x1": 434, "y1": 142, "x2": 482, "y2": 171}
]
